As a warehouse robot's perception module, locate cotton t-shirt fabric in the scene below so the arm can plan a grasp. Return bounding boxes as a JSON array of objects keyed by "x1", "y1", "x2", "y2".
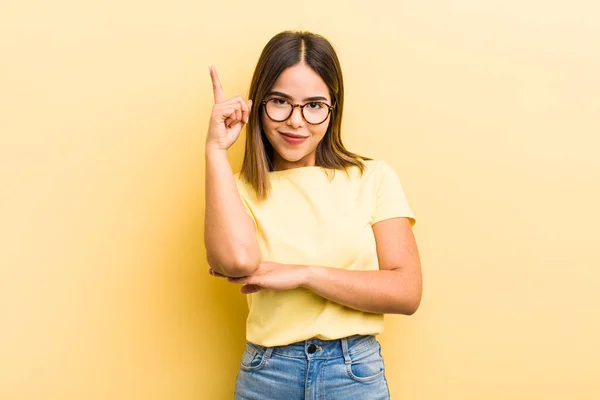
[{"x1": 234, "y1": 159, "x2": 415, "y2": 347}]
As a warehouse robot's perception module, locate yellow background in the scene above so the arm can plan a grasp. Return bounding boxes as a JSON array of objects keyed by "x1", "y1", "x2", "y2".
[{"x1": 1, "y1": 1, "x2": 599, "y2": 399}]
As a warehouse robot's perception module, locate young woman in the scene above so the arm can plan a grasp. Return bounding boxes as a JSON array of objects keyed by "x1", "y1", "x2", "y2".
[{"x1": 205, "y1": 31, "x2": 422, "y2": 400}]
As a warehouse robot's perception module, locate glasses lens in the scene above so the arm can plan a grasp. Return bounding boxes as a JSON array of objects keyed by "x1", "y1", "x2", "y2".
[
  {"x1": 265, "y1": 99, "x2": 331, "y2": 124},
  {"x1": 265, "y1": 99, "x2": 292, "y2": 121},
  {"x1": 303, "y1": 102, "x2": 330, "y2": 124}
]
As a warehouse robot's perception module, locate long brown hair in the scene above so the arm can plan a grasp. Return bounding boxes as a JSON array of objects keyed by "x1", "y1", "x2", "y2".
[{"x1": 241, "y1": 31, "x2": 368, "y2": 200}]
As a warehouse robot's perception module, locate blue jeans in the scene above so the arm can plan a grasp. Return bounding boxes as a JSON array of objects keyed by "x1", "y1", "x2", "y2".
[{"x1": 234, "y1": 335, "x2": 390, "y2": 399}]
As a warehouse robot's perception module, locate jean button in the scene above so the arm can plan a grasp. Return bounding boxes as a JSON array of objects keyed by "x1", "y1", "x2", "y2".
[{"x1": 307, "y1": 344, "x2": 317, "y2": 354}]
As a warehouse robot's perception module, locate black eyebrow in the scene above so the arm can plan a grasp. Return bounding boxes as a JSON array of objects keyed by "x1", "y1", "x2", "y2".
[{"x1": 267, "y1": 91, "x2": 329, "y2": 102}]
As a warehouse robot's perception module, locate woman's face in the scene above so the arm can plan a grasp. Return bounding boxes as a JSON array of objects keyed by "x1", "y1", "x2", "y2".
[{"x1": 261, "y1": 63, "x2": 332, "y2": 171}]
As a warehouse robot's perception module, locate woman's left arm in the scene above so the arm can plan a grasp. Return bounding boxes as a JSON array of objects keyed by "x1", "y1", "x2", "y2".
[
  {"x1": 217, "y1": 217, "x2": 422, "y2": 315},
  {"x1": 303, "y1": 217, "x2": 422, "y2": 315}
]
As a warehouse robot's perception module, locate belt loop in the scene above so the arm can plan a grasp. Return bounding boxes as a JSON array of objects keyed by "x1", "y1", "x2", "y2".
[
  {"x1": 341, "y1": 337, "x2": 351, "y2": 364},
  {"x1": 264, "y1": 346, "x2": 274, "y2": 358}
]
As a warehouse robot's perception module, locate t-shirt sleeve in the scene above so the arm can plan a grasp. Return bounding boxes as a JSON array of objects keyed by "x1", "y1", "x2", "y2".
[{"x1": 371, "y1": 161, "x2": 416, "y2": 226}]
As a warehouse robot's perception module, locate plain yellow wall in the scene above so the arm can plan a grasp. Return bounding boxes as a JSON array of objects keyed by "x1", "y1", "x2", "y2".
[{"x1": 2, "y1": 1, "x2": 599, "y2": 399}]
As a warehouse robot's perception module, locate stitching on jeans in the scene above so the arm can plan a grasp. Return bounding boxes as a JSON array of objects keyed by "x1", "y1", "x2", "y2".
[
  {"x1": 270, "y1": 337, "x2": 377, "y2": 359},
  {"x1": 240, "y1": 347, "x2": 268, "y2": 371},
  {"x1": 304, "y1": 359, "x2": 311, "y2": 400},
  {"x1": 246, "y1": 342, "x2": 263, "y2": 354},
  {"x1": 319, "y1": 359, "x2": 328, "y2": 400},
  {"x1": 348, "y1": 337, "x2": 377, "y2": 357},
  {"x1": 271, "y1": 351, "x2": 308, "y2": 359},
  {"x1": 345, "y1": 362, "x2": 385, "y2": 383}
]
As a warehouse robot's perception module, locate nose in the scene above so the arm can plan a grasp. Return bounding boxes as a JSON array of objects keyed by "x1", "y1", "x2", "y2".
[{"x1": 286, "y1": 105, "x2": 304, "y2": 128}]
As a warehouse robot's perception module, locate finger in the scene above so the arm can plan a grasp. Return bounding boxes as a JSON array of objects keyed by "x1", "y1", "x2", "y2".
[
  {"x1": 240, "y1": 99, "x2": 251, "y2": 123},
  {"x1": 228, "y1": 119, "x2": 242, "y2": 129},
  {"x1": 241, "y1": 284, "x2": 263, "y2": 294},
  {"x1": 233, "y1": 96, "x2": 248, "y2": 122},
  {"x1": 227, "y1": 276, "x2": 250, "y2": 284},
  {"x1": 221, "y1": 104, "x2": 238, "y2": 118},
  {"x1": 209, "y1": 66, "x2": 226, "y2": 104},
  {"x1": 222, "y1": 97, "x2": 248, "y2": 124},
  {"x1": 218, "y1": 104, "x2": 238, "y2": 127},
  {"x1": 241, "y1": 284, "x2": 262, "y2": 294},
  {"x1": 223, "y1": 102, "x2": 241, "y2": 120},
  {"x1": 225, "y1": 114, "x2": 240, "y2": 128},
  {"x1": 208, "y1": 268, "x2": 226, "y2": 278},
  {"x1": 226, "y1": 107, "x2": 242, "y2": 128}
]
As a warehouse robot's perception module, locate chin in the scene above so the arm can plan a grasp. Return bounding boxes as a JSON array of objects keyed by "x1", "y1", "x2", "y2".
[
  {"x1": 276, "y1": 149, "x2": 307, "y2": 163},
  {"x1": 271, "y1": 145, "x2": 313, "y2": 165}
]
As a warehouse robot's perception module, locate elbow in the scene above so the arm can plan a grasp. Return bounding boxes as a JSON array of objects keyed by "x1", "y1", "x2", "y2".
[
  {"x1": 205, "y1": 239, "x2": 261, "y2": 277},
  {"x1": 225, "y1": 256, "x2": 260, "y2": 277},
  {"x1": 394, "y1": 268, "x2": 422, "y2": 315},
  {"x1": 403, "y1": 300, "x2": 421, "y2": 315},
  {"x1": 214, "y1": 251, "x2": 260, "y2": 278},
  {"x1": 395, "y1": 287, "x2": 422, "y2": 315},
  {"x1": 395, "y1": 299, "x2": 421, "y2": 316}
]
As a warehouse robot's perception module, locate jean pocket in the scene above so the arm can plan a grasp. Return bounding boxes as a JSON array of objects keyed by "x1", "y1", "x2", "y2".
[
  {"x1": 240, "y1": 343, "x2": 268, "y2": 372},
  {"x1": 345, "y1": 342, "x2": 385, "y2": 383}
]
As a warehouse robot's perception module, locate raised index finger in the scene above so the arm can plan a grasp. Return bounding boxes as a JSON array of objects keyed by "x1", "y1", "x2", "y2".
[{"x1": 209, "y1": 66, "x2": 226, "y2": 103}]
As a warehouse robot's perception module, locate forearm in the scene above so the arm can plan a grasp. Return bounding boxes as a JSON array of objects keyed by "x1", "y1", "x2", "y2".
[
  {"x1": 302, "y1": 265, "x2": 421, "y2": 315},
  {"x1": 204, "y1": 146, "x2": 260, "y2": 277}
]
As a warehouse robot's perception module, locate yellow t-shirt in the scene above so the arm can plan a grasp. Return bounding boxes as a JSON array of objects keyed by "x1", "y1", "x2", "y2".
[{"x1": 235, "y1": 159, "x2": 415, "y2": 347}]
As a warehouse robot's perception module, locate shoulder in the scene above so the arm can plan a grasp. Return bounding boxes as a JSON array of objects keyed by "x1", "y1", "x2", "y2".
[
  {"x1": 360, "y1": 159, "x2": 397, "y2": 180},
  {"x1": 363, "y1": 159, "x2": 390, "y2": 170},
  {"x1": 329, "y1": 159, "x2": 398, "y2": 189}
]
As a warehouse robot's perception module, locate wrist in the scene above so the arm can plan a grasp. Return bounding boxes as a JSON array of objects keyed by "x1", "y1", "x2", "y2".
[
  {"x1": 205, "y1": 143, "x2": 228, "y2": 158},
  {"x1": 300, "y1": 264, "x2": 321, "y2": 289}
]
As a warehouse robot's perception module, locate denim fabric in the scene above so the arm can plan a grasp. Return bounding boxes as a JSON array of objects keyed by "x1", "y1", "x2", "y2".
[{"x1": 234, "y1": 335, "x2": 390, "y2": 400}]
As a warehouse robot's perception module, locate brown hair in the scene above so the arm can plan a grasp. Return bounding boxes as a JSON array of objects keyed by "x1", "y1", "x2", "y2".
[{"x1": 240, "y1": 31, "x2": 368, "y2": 200}]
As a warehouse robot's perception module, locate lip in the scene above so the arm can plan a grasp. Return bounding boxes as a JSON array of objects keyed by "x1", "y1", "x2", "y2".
[{"x1": 279, "y1": 131, "x2": 308, "y2": 145}]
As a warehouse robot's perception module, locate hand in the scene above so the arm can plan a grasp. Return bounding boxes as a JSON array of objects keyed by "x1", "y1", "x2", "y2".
[
  {"x1": 208, "y1": 268, "x2": 264, "y2": 294},
  {"x1": 207, "y1": 66, "x2": 253, "y2": 151},
  {"x1": 208, "y1": 261, "x2": 309, "y2": 294}
]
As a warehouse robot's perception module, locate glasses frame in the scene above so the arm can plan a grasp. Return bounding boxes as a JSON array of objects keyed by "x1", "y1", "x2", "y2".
[{"x1": 261, "y1": 98, "x2": 335, "y2": 125}]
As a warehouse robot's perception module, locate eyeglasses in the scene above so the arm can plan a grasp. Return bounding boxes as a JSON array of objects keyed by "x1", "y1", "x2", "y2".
[{"x1": 261, "y1": 98, "x2": 334, "y2": 125}]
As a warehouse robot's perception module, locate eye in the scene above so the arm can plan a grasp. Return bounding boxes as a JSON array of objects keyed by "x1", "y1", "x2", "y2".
[
  {"x1": 306, "y1": 102, "x2": 324, "y2": 109},
  {"x1": 272, "y1": 98, "x2": 288, "y2": 105}
]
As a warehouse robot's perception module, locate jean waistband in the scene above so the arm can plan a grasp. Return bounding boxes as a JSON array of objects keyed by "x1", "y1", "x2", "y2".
[{"x1": 248, "y1": 334, "x2": 378, "y2": 361}]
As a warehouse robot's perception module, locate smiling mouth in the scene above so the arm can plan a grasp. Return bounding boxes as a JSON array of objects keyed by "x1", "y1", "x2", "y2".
[{"x1": 279, "y1": 131, "x2": 308, "y2": 139}]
